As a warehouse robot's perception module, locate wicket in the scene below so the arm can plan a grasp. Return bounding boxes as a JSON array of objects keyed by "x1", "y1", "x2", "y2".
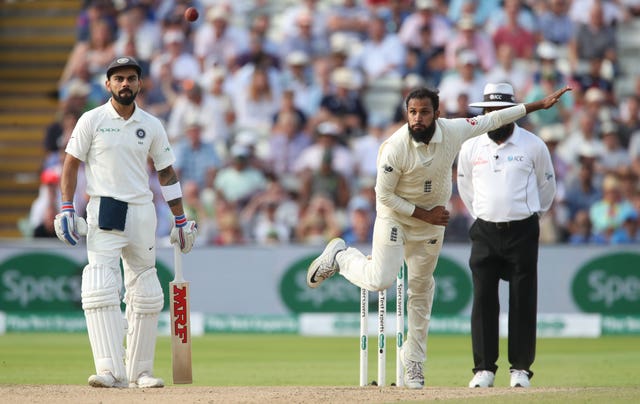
[{"x1": 359, "y1": 268, "x2": 405, "y2": 387}]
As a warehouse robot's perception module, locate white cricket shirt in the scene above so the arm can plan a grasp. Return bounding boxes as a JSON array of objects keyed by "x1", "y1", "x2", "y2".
[
  {"x1": 375, "y1": 104, "x2": 527, "y2": 232},
  {"x1": 66, "y1": 100, "x2": 175, "y2": 204},
  {"x1": 457, "y1": 125, "x2": 557, "y2": 222}
]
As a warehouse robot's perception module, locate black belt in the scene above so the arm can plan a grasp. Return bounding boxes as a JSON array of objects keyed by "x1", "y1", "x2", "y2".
[{"x1": 477, "y1": 214, "x2": 537, "y2": 230}]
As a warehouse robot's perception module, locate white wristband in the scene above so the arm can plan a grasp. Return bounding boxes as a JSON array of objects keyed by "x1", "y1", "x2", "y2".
[{"x1": 161, "y1": 182, "x2": 182, "y2": 201}]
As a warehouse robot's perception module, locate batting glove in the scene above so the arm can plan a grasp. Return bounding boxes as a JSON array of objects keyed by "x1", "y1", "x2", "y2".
[
  {"x1": 53, "y1": 202, "x2": 88, "y2": 246},
  {"x1": 170, "y1": 214, "x2": 197, "y2": 253}
]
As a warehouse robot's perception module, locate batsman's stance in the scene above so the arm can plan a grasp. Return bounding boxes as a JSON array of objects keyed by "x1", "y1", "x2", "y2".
[
  {"x1": 54, "y1": 56, "x2": 197, "y2": 388},
  {"x1": 307, "y1": 85, "x2": 571, "y2": 389}
]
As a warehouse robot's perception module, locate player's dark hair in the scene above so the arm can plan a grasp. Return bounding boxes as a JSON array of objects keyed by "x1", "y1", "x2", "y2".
[{"x1": 405, "y1": 87, "x2": 439, "y2": 112}]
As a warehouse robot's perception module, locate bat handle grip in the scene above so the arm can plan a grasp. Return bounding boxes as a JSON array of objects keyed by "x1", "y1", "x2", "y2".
[{"x1": 173, "y1": 244, "x2": 184, "y2": 283}]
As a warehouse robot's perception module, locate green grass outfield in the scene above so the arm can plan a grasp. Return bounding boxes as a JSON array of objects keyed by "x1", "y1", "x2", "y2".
[{"x1": 1, "y1": 334, "x2": 639, "y2": 402}]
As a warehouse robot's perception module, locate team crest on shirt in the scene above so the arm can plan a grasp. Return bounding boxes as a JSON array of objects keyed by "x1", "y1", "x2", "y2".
[
  {"x1": 465, "y1": 117, "x2": 478, "y2": 126},
  {"x1": 136, "y1": 128, "x2": 146, "y2": 139}
]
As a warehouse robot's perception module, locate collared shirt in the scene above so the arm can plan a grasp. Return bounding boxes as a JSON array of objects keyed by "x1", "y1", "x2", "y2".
[
  {"x1": 457, "y1": 125, "x2": 557, "y2": 222},
  {"x1": 66, "y1": 100, "x2": 175, "y2": 204},
  {"x1": 375, "y1": 104, "x2": 526, "y2": 234}
]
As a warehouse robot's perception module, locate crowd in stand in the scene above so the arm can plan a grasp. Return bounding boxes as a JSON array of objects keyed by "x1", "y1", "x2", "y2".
[{"x1": 29, "y1": 0, "x2": 640, "y2": 246}]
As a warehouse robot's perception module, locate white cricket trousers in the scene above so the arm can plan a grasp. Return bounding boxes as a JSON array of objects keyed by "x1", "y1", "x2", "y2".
[{"x1": 336, "y1": 215, "x2": 444, "y2": 363}]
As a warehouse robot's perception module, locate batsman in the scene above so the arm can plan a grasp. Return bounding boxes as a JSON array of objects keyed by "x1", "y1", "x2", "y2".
[{"x1": 54, "y1": 56, "x2": 197, "y2": 388}]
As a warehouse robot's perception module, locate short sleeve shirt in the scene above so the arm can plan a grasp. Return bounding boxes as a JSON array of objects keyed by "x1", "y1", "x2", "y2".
[{"x1": 65, "y1": 100, "x2": 175, "y2": 204}]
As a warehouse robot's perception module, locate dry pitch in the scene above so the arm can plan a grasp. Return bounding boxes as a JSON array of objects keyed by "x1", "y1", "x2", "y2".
[{"x1": 0, "y1": 385, "x2": 603, "y2": 403}]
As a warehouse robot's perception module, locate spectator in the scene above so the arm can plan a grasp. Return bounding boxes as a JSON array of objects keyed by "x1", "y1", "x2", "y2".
[
  {"x1": 485, "y1": 0, "x2": 538, "y2": 36},
  {"x1": 599, "y1": 121, "x2": 632, "y2": 174},
  {"x1": 43, "y1": 109, "x2": 81, "y2": 170},
  {"x1": 558, "y1": 112, "x2": 604, "y2": 166},
  {"x1": 173, "y1": 119, "x2": 221, "y2": 193},
  {"x1": 293, "y1": 121, "x2": 355, "y2": 180},
  {"x1": 200, "y1": 66, "x2": 235, "y2": 149},
  {"x1": 213, "y1": 143, "x2": 267, "y2": 209},
  {"x1": 569, "y1": 0, "x2": 625, "y2": 26},
  {"x1": 351, "y1": 117, "x2": 391, "y2": 182},
  {"x1": 295, "y1": 195, "x2": 343, "y2": 245},
  {"x1": 30, "y1": 171, "x2": 60, "y2": 239},
  {"x1": 540, "y1": 123, "x2": 571, "y2": 192},
  {"x1": 212, "y1": 208, "x2": 246, "y2": 246},
  {"x1": 610, "y1": 211, "x2": 640, "y2": 244},
  {"x1": 445, "y1": 15, "x2": 496, "y2": 73},
  {"x1": 326, "y1": 0, "x2": 371, "y2": 42},
  {"x1": 232, "y1": 66, "x2": 281, "y2": 138},
  {"x1": 60, "y1": 18, "x2": 115, "y2": 91},
  {"x1": 241, "y1": 175, "x2": 299, "y2": 244},
  {"x1": 193, "y1": 4, "x2": 249, "y2": 70},
  {"x1": 166, "y1": 80, "x2": 219, "y2": 143},
  {"x1": 398, "y1": 0, "x2": 451, "y2": 50},
  {"x1": 234, "y1": 29, "x2": 280, "y2": 71},
  {"x1": 563, "y1": 158, "x2": 602, "y2": 222},
  {"x1": 281, "y1": 52, "x2": 323, "y2": 118},
  {"x1": 571, "y1": 57, "x2": 615, "y2": 103},
  {"x1": 268, "y1": 110, "x2": 313, "y2": 177},
  {"x1": 491, "y1": 2, "x2": 537, "y2": 61},
  {"x1": 402, "y1": 25, "x2": 446, "y2": 88},
  {"x1": 298, "y1": 147, "x2": 351, "y2": 211},
  {"x1": 589, "y1": 174, "x2": 637, "y2": 242},
  {"x1": 568, "y1": 1, "x2": 618, "y2": 77},
  {"x1": 341, "y1": 195, "x2": 374, "y2": 244},
  {"x1": 629, "y1": 129, "x2": 640, "y2": 178},
  {"x1": 537, "y1": 0, "x2": 574, "y2": 47},
  {"x1": 150, "y1": 30, "x2": 200, "y2": 84},
  {"x1": 280, "y1": 0, "x2": 329, "y2": 44},
  {"x1": 447, "y1": 0, "x2": 500, "y2": 28},
  {"x1": 567, "y1": 209, "x2": 598, "y2": 244},
  {"x1": 438, "y1": 50, "x2": 485, "y2": 116},
  {"x1": 113, "y1": 3, "x2": 161, "y2": 70},
  {"x1": 350, "y1": 15, "x2": 406, "y2": 83},
  {"x1": 524, "y1": 68, "x2": 573, "y2": 130},
  {"x1": 485, "y1": 44, "x2": 530, "y2": 99},
  {"x1": 136, "y1": 64, "x2": 177, "y2": 124},
  {"x1": 279, "y1": 8, "x2": 330, "y2": 60},
  {"x1": 75, "y1": 0, "x2": 117, "y2": 43},
  {"x1": 618, "y1": 95, "x2": 640, "y2": 149},
  {"x1": 181, "y1": 180, "x2": 215, "y2": 246},
  {"x1": 317, "y1": 67, "x2": 368, "y2": 138},
  {"x1": 375, "y1": 0, "x2": 413, "y2": 34}
]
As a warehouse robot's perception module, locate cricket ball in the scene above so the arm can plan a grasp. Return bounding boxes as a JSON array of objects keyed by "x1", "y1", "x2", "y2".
[{"x1": 184, "y1": 7, "x2": 199, "y2": 22}]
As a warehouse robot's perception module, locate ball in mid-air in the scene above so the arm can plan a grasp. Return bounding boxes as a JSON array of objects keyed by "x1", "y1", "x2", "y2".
[{"x1": 184, "y1": 7, "x2": 199, "y2": 22}]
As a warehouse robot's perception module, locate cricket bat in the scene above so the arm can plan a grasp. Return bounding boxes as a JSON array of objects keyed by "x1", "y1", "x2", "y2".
[{"x1": 170, "y1": 244, "x2": 193, "y2": 384}]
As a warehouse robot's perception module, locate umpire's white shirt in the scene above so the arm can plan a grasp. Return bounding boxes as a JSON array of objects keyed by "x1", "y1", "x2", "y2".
[
  {"x1": 457, "y1": 125, "x2": 557, "y2": 222},
  {"x1": 66, "y1": 100, "x2": 175, "y2": 205},
  {"x1": 375, "y1": 104, "x2": 527, "y2": 238}
]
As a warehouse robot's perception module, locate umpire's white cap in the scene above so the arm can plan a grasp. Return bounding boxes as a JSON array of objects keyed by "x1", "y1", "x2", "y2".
[{"x1": 469, "y1": 82, "x2": 518, "y2": 108}]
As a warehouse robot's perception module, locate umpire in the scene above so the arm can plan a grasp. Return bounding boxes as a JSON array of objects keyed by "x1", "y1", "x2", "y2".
[{"x1": 457, "y1": 83, "x2": 557, "y2": 388}]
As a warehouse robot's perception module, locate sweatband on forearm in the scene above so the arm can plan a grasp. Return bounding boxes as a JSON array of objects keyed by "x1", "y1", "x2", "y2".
[{"x1": 161, "y1": 182, "x2": 182, "y2": 201}]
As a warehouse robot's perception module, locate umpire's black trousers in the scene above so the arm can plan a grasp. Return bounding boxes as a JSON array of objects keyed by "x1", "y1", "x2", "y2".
[{"x1": 468, "y1": 214, "x2": 539, "y2": 376}]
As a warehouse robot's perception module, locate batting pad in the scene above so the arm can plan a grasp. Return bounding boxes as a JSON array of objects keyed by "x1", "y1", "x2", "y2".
[
  {"x1": 124, "y1": 268, "x2": 164, "y2": 383},
  {"x1": 82, "y1": 263, "x2": 126, "y2": 382}
]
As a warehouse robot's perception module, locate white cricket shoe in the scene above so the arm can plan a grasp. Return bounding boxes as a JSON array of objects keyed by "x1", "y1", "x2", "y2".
[
  {"x1": 88, "y1": 373, "x2": 127, "y2": 388},
  {"x1": 306, "y1": 238, "x2": 346, "y2": 288},
  {"x1": 510, "y1": 369, "x2": 530, "y2": 388},
  {"x1": 131, "y1": 373, "x2": 165, "y2": 388},
  {"x1": 468, "y1": 370, "x2": 495, "y2": 388},
  {"x1": 401, "y1": 349, "x2": 424, "y2": 389}
]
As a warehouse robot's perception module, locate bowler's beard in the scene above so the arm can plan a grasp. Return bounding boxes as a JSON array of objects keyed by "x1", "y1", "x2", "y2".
[
  {"x1": 408, "y1": 120, "x2": 437, "y2": 144},
  {"x1": 112, "y1": 88, "x2": 137, "y2": 106},
  {"x1": 488, "y1": 123, "x2": 514, "y2": 143}
]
